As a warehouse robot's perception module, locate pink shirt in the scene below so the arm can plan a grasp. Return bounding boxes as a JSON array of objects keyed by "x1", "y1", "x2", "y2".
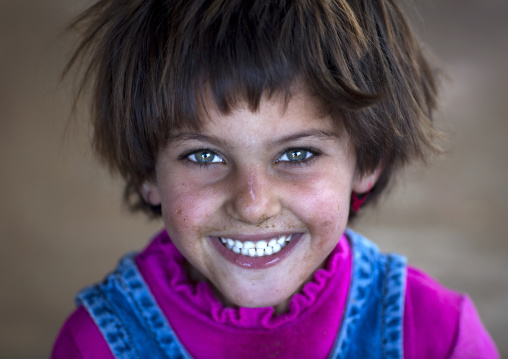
[{"x1": 52, "y1": 230, "x2": 499, "y2": 358}]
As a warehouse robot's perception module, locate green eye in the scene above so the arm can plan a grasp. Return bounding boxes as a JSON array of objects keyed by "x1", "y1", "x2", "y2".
[
  {"x1": 278, "y1": 149, "x2": 313, "y2": 162},
  {"x1": 188, "y1": 150, "x2": 224, "y2": 164}
]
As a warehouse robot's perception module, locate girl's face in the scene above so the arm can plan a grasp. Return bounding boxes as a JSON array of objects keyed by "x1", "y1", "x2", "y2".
[{"x1": 144, "y1": 91, "x2": 377, "y2": 312}]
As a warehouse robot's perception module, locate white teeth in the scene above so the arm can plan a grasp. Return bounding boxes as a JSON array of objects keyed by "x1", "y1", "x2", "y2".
[
  {"x1": 243, "y1": 241, "x2": 255, "y2": 249},
  {"x1": 220, "y1": 235, "x2": 293, "y2": 257},
  {"x1": 255, "y1": 241, "x2": 267, "y2": 249}
]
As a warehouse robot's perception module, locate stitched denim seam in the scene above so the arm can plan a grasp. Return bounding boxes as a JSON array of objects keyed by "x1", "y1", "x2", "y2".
[
  {"x1": 381, "y1": 255, "x2": 388, "y2": 359},
  {"x1": 117, "y1": 254, "x2": 192, "y2": 359},
  {"x1": 328, "y1": 229, "x2": 376, "y2": 358},
  {"x1": 381, "y1": 254, "x2": 406, "y2": 359},
  {"x1": 327, "y1": 229, "x2": 406, "y2": 359},
  {"x1": 76, "y1": 284, "x2": 141, "y2": 359}
]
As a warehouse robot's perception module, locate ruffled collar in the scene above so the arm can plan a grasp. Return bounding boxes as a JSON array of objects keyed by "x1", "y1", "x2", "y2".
[{"x1": 154, "y1": 231, "x2": 349, "y2": 329}]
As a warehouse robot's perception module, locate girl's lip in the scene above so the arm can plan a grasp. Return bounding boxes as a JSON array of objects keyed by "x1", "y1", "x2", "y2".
[{"x1": 209, "y1": 233, "x2": 303, "y2": 269}]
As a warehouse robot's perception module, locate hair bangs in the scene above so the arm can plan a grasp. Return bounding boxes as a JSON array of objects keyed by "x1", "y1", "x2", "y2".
[{"x1": 164, "y1": 0, "x2": 383, "y2": 126}]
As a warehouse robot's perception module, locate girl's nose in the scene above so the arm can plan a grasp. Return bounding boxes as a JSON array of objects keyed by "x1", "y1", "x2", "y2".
[{"x1": 225, "y1": 165, "x2": 282, "y2": 225}]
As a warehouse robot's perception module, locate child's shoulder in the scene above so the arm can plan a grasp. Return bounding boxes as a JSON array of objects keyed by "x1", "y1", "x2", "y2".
[
  {"x1": 51, "y1": 306, "x2": 112, "y2": 359},
  {"x1": 51, "y1": 231, "x2": 172, "y2": 359},
  {"x1": 346, "y1": 229, "x2": 498, "y2": 357},
  {"x1": 404, "y1": 266, "x2": 499, "y2": 358}
]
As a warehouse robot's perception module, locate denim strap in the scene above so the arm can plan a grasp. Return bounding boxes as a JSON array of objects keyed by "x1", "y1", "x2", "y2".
[
  {"x1": 77, "y1": 282, "x2": 140, "y2": 359},
  {"x1": 76, "y1": 253, "x2": 192, "y2": 359},
  {"x1": 328, "y1": 229, "x2": 407, "y2": 359}
]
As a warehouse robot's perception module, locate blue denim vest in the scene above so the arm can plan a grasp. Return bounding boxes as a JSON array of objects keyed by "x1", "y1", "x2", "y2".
[{"x1": 77, "y1": 229, "x2": 406, "y2": 359}]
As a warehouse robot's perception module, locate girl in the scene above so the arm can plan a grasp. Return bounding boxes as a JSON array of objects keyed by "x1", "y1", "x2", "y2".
[{"x1": 53, "y1": 0, "x2": 499, "y2": 358}]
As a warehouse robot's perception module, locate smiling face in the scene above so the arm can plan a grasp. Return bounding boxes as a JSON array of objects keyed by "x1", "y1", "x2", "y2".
[{"x1": 143, "y1": 90, "x2": 378, "y2": 312}]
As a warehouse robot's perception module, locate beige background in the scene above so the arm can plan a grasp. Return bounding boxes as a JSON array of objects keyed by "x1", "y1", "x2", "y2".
[{"x1": 1, "y1": 0, "x2": 507, "y2": 358}]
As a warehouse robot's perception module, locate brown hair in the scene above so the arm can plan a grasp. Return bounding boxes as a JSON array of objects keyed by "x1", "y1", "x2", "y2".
[{"x1": 65, "y1": 0, "x2": 442, "y2": 219}]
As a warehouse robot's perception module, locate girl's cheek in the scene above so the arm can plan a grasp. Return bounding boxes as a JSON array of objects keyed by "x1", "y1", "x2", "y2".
[
  {"x1": 299, "y1": 175, "x2": 350, "y2": 214},
  {"x1": 302, "y1": 184, "x2": 351, "y2": 237},
  {"x1": 314, "y1": 203, "x2": 347, "y2": 235},
  {"x1": 162, "y1": 185, "x2": 218, "y2": 237}
]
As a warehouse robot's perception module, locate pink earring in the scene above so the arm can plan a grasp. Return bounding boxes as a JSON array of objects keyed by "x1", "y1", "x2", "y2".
[{"x1": 351, "y1": 186, "x2": 372, "y2": 213}]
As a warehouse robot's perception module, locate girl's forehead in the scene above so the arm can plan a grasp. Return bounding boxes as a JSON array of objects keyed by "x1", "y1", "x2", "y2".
[
  {"x1": 162, "y1": 84, "x2": 349, "y2": 153},
  {"x1": 166, "y1": 91, "x2": 346, "y2": 149}
]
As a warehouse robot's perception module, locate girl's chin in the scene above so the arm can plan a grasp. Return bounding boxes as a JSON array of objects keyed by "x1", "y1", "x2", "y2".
[
  {"x1": 193, "y1": 275, "x2": 298, "y2": 310},
  {"x1": 186, "y1": 261, "x2": 294, "y2": 311}
]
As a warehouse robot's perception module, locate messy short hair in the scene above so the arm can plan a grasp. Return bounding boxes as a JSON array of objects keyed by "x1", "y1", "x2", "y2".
[{"x1": 66, "y1": 0, "x2": 442, "y2": 219}]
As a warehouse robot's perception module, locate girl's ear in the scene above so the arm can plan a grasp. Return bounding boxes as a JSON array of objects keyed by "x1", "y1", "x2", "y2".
[
  {"x1": 352, "y1": 166, "x2": 382, "y2": 194},
  {"x1": 140, "y1": 182, "x2": 161, "y2": 206}
]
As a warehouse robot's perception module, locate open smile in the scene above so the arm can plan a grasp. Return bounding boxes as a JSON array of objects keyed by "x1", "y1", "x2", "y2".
[
  {"x1": 211, "y1": 233, "x2": 303, "y2": 269},
  {"x1": 220, "y1": 234, "x2": 293, "y2": 257}
]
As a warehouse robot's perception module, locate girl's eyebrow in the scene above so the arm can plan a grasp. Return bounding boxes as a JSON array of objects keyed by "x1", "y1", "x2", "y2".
[
  {"x1": 167, "y1": 129, "x2": 339, "y2": 147},
  {"x1": 272, "y1": 130, "x2": 340, "y2": 146},
  {"x1": 167, "y1": 132, "x2": 222, "y2": 146}
]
